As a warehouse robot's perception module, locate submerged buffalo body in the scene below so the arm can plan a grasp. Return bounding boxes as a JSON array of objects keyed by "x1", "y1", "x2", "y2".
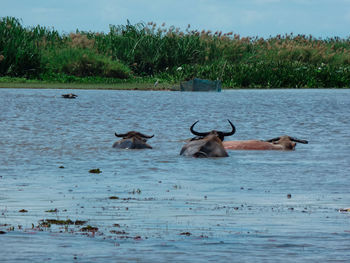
[
  {"x1": 223, "y1": 135, "x2": 308, "y2": 151},
  {"x1": 61, "y1": 93, "x2": 78, "y2": 99},
  {"x1": 112, "y1": 131, "x2": 154, "y2": 149},
  {"x1": 180, "y1": 120, "x2": 236, "y2": 158}
]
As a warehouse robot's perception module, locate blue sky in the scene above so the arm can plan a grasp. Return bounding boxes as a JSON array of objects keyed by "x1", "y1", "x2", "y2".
[{"x1": 1, "y1": 0, "x2": 350, "y2": 38}]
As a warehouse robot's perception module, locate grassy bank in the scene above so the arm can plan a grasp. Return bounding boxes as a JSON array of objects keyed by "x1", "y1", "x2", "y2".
[
  {"x1": 1, "y1": 16, "x2": 350, "y2": 88},
  {"x1": 0, "y1": 78, "x2": 175, "y2": 90}
]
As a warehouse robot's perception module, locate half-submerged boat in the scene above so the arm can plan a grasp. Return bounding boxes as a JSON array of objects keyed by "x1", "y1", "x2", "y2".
[{"x1": 180, "y1": 78, "x2": 221, "y2": 92}]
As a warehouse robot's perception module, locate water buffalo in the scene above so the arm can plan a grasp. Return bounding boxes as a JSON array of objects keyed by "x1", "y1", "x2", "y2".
[
  {"x1": 61, "y1": 93, "x2": 78, "y2": 99},
  {"x1": 112, "y1": 131, "x2": 154, "y2": 149},
  {"x1": 223, "y1": 135, "x2": 308, "y2": 151},
  {"x1": 180, "y1": 120, "x2": 236, "y2": 157}
]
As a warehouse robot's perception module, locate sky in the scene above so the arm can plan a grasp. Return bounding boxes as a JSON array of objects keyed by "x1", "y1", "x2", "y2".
[{"x1": 1, "y1": 0, "x2": 350, "y2": 38}]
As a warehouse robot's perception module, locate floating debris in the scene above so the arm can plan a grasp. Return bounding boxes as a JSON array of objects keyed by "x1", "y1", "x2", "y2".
[
  {"x1": 287, "y1": 194, "x2": 292, "y2": 199},
  {"x1": 42, "y1": 219, "x2": 74, "y2": 225},
  {"x1": 110, "y1": 230, "x2": 128, "y2": 235},
  {"x1": 179, "y1": 232, "x2": 191, "y2": 236},
  {"x1": 80, "y1": 225, "x2": 98, "y2": 232},
  {"x1": 109, "y1": 196, "x2": 119, "y2": 200},
  {"x1": 74, "y1": 220, "x2": 87, "y2": 226},
  {"x1": 58, "y1": 166, "x2": 64, "y2": 169},
  {"x1": 339, "y1": 208, "x2": 350, "y2": 212},
  {"x1": 129, "y1": 188, "x2": 141, "y2": 194},
  {"x1": 45, "y1": 208, "x2": 58, "y2": 213},
  {"x1": 19, "y1": 209, "x2": 28, "y2": 213},
  {"x1": 40, "y1": 219, "x2": 86, "y2": 226},
  {"x1": 0, "y1": 231, "x2": 6, "y2": 234},
  {"x1": 89, "y1": 168, "x2": 102, "y2": 174}
]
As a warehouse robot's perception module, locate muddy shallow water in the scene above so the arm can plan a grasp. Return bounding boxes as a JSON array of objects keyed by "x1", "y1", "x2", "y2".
[{"x1": 1, "y1": 88, "x2": 350, "y2": 262}]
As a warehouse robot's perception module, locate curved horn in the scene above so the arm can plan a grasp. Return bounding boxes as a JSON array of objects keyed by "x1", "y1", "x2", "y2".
[
  {"x1": 190, "y1": 121, "x2": 209, "y2": 137},
  {"x1": 265, "y1": 136, "x2": 281, "y2": 142},
  {"x1": 290, "y1": 137, "x2": 308, "y2": 144},
  {"x1": 222, "y1": 119, "x2": 236, "y2": 137},
  {"x1": 138, "y1": 133, "x2": 154, "y2": 139},
  {"x1": 115, "y1": 132, "x2": 128, "y2": 137}
]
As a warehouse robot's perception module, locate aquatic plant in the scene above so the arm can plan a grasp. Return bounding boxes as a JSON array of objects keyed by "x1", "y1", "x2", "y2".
[{"x1": 80, "y1": 225, "x2": 98, "y2": 232}]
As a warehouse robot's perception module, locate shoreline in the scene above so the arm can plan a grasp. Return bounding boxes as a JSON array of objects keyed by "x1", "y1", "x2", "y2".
[
  {"x1": 0, "y1": 81, "x2": 348, "y2": 90},
  {"x1": 0, "y1": 81, "x2": 178, "y2": 91}
]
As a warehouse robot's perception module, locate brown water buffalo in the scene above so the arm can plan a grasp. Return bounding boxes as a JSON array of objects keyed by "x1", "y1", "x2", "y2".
[
  {"x1": 112, "y1": 131, "x2": 154, "y2": 149},
  {"x1": 180, "y1": 120, "x2": 236, "y2": 157},
  {"x1": 223, "y1": 135, "x2": 308, "y2": 151}
]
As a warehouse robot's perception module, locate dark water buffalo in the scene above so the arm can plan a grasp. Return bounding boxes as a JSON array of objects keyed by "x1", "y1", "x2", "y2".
[
  {"x1": 223, "y1": 135, "x2": 308, "y2": 151},
  {"x1": 61, "y1": 93, "x2": 78, "y2": 99},
  {"x1": 112, "y1": 131, "x2": 154, "y2": 149},
  {"x1": 180, "y1": 120, "x2": 236, "y2": 157}
]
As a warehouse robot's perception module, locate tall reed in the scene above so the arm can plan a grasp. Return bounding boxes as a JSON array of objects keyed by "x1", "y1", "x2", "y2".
[{"x1": 1, "y1": 16, "x2": 350, "y2": 87}]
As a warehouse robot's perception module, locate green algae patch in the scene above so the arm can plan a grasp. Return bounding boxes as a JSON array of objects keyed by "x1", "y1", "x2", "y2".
[
  {"x1": 45, "y1": 208, "x2": 58, "y2": 213},
  {"x1": 80, "y1": 225, "x2": 98, "y2": 232},
  {"x1": 40, "y1": 219, "x2": 87, "y2": 226},
  {"x1": 74, "y1": 220, "x2": 87, "y2": 226}
]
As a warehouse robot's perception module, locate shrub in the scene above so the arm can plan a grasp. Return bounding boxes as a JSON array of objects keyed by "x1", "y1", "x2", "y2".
[{"x1": 43, "y1": 48, "x2": 131, "y2": 79}]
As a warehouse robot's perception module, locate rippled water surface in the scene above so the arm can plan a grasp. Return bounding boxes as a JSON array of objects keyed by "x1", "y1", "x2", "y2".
[{"x1": 1, "y1": 88, "x2": 350, "y2": 262}]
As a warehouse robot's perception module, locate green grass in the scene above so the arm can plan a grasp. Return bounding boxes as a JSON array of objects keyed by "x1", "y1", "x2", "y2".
[
  {"x1": 0, "y1": 79, "x2": 176, "y2": 90},
  {"x1": 1, "y1": 16, "x2": 350, "y2": 88}
]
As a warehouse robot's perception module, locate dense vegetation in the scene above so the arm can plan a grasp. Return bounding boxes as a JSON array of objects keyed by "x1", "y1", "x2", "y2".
[{"x1": 1, "y1": 16, "x2": 350, "y2": 88}]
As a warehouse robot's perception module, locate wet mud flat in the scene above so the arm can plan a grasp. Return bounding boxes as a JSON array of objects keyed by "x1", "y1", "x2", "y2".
[
  {"x1": 1, "y1": 88, "x2": 350, "y2": 262},
  {"x1": 1, "y1": 183, "x2": 350, "y2": 262}
]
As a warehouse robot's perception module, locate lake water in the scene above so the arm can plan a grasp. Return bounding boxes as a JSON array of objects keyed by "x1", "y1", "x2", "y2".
[{"x1": 1, "y1": 88, "x2": 350, "y2": 262}]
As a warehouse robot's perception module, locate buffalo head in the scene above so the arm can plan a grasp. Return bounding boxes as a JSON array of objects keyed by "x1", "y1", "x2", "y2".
[
  {"x1": 180, "y1": 120, "x2": 236, "y2": 157},
  {"x1": 265, "y1": 135, "x2": 308, "y2": 150},
  {"x1": 113, "y1": 131, "x2": 154, "y2": 149}
]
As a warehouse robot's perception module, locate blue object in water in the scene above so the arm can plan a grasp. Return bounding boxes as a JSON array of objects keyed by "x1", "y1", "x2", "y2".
[{"x1": 180, "y1": 78, "x2": 221, "y2": 92}]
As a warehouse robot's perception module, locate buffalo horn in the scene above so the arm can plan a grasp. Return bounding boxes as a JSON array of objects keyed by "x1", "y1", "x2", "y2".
[
  {"x1": 190, "y1": 121, "x2": 209, "y2": 137},
  {"x1": 222, "y1": 120, "x2": 236, "y2": 136},
  {"x1": 290, "y1": 137, "x2": 308, "y2": 144},
  {"x1": 139, "y1": 133, "x2": 154, "y2": 139},
  {"x1": 115, "y1": 132, "x2": 128, "y2": 137}
]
